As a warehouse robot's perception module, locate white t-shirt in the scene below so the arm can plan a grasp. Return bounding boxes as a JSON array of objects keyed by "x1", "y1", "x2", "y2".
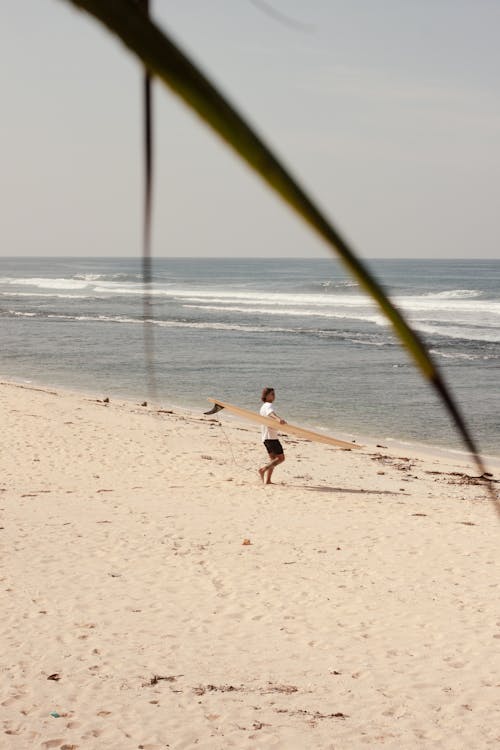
[{"x1": 260, "y1": 402, "x2": 278, "y2": 441}]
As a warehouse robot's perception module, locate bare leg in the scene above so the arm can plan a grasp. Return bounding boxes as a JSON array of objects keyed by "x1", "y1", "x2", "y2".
[{"x1": 258, "y1": 453, "x2": 285, "y2": 484}]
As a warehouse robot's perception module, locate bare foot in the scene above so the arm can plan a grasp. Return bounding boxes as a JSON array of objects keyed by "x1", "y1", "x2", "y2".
[{"x1": 258, "y1": 468, "x2": 266, "y2": 483}]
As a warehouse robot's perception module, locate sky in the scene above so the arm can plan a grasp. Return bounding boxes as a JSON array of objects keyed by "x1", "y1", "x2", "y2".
[{"x1": 1, "y1": 0, "x2": 500, "y2": 259}]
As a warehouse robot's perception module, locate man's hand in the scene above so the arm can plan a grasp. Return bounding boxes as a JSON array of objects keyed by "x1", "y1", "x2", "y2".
[{"x1": 269, "y1": 412, "x2": 286, "y2": 425}]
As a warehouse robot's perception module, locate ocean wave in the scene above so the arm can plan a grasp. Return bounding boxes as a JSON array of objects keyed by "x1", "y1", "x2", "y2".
[
  {"x1": 429, "y1": 348, "x2": 500, "y2": 361},
  {"x1": 0, "y1": 275, "x2": 146, "y2": 293},
  {"x1": 1, "y1": 291, "x2": 92, "y2": 299},
  {"x1": 73, "y1": 273, "x2": 142, "y2": 282},
  {"x1": 72, "y1": 273, "x2": 103, "y2": 282},
  {"x1": 93, "y1": 285, "x2": 172, "y2": 296},
  {"x1": 347, "y1": 338, "x2": 386, "y2": 346},
  {"x1": 0, "y1": 279, "x2": 168, "y2": 297},
  {"x1": 2, "y1": 274, "x2": 498, "y2": 344},
  {"x1": 395, "y1": 296, "x2": 500, "y2": 315},
  {"x1": 299, "y1": 279, "x2": 359, "y2": 293},
  {"x1": 416, "y1": 322, "x2": 500, "y2": 343},
  {"x1": 171, "y1": 289, "x2": 370, "y2": 307},
  {"x1": 422, "y1": 289, "x2": 481, "y2": 299},
  {"x1": 2, "y1": 310, "x2": 393, "y2": 344},
  {"x1": 154, "y1": 320, "x2": 287, "y2": 333},
  {"x1": 174, "y1": 290, "x2": 500, "y2": 319},
  {"x1": 6, "y1": 306, "x2": 499, "y2": 345},
  {"x1": 182, "y1": 304, "x2": 387, "y2": 325},
  {"x1": 3, "y1": 276, "x2": 496, "y2": 320},
  {"x1": 429, "y1": 349, "x2": 480, "y2": 361},
  {"x1": 0, "y1": 276, "x2": 90, "y2": 290},
  {"x1": 321, "y1": 279, "x2": 358, "y2": 289}
]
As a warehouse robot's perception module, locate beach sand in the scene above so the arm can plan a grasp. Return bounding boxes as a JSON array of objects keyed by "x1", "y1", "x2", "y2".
[{"x1": 1, "y1": 380, "x2": 499, "y2": 749}]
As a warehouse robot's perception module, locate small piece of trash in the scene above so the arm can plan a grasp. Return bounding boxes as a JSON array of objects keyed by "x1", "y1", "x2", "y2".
[
  {"x1": 242, "y1": 539, "x2": 252, "y2": 546},
  {"x1": 149, "y1": 675, "x2": 178, "y2": 685},
  {"x1": 47, "y1": 673, "x2": 61, "y2": 681},
  {"x1": 141, "y1": 401, "x2": 148, "y2": 407},
  {"x1": 50, "y1": 711, "x2": 60, "y2": 718}
]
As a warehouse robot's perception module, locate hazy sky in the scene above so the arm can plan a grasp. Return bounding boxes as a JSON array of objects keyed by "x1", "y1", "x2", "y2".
[{"x1": 2, "y1": 1, "x2": 500, "y2": 258}]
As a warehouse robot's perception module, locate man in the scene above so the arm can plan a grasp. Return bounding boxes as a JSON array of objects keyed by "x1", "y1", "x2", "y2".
[{"x1": 258, "y1": 387, "x2": 286, "y2": 484}]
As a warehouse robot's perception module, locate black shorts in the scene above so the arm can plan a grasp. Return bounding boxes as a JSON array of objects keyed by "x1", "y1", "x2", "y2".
[{"x1": 264, "y1": 439, "x2": 284, "y2": 457}]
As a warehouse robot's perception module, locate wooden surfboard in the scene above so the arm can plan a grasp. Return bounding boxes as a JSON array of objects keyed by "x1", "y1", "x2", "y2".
[{"x1": 205, "y1": 398, "x2": 361, "y2": 450}]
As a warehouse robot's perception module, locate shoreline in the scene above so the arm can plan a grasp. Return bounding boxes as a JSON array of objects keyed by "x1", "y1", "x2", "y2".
[{"x1": 4, "y1": 373, "x2": 499, "y2": 472}]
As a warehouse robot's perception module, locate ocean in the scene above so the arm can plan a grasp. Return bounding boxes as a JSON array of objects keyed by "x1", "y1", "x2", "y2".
[{"x1": 1, "y1": 257, "x2": 499, "y2": 460}]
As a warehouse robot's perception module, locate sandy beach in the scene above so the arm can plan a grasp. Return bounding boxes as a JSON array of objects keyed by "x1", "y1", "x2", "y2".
[{"x1": 1, "y1": 379, "x2": 499, "y2": 749}]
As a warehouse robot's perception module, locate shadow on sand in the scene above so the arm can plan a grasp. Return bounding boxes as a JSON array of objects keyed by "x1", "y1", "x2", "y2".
[{"x1": 291, "y1": 484, "x2": 401, "y2": 496}]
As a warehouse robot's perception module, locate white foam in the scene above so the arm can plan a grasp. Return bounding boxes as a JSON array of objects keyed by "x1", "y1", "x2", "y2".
[
  {"x1": 93, "y1": 285, "x2": 171, "y2": 295},
  {"x1": 181, "y1": 303, "x2": 387, "y2": 326},
  {"x1": 422, "y1": 289, "x2": 481, "y2": 299},
  {"x1": 1, "y1": 291, "x2": 91, "y2": 299},
  {"x1": 172, "y1": 289, "x2": 371, "y2": 308},
  {"x1": 416, "y1": 322, "x2": 500, "y2": 343},
  {"x1": 429, "y1": 349, "x2": 479, "y2": 361},
  {"x1": 394, "y1": 295, "x2": 500, "y2": 315},
  {"x1": 0, "y1": 277, "x2": 90, "y2": 290},
  {"x1": 73, "y1": 273, "x2": 103, "y2": 281}
]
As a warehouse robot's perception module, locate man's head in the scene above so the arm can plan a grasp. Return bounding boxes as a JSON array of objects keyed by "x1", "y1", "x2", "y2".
[{"x1": 261, "y1": 387, "x2": 275, "y2": 403}]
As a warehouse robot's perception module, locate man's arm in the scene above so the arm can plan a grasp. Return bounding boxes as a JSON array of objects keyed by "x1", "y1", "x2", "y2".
[{"x1": 269, "y1": 411, "x2": 286, "y2": 425}]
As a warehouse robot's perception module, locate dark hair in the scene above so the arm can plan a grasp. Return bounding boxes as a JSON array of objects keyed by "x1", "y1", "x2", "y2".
[{"x1": 261, "y1": 387, "x2": 275, "y2": 402}]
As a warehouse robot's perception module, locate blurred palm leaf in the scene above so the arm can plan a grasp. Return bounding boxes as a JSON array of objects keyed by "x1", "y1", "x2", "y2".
[{"x1": 64, "y1": 0, "x2": 492, "y2": 484}]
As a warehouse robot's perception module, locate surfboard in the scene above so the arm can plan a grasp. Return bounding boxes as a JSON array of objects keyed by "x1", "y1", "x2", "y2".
[{"x1": 205, "y1": 398, "x2": 361, "y2": 450}]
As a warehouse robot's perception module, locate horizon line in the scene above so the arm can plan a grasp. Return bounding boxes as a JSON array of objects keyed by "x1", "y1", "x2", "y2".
[{"x1": 1, "y1": 255, "x2": 498, "y2": 261}]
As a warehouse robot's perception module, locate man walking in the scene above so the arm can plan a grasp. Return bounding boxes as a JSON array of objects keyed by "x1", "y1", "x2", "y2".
[{"x1": 258, "y1": 387, "x2": 286, "y2": 484}]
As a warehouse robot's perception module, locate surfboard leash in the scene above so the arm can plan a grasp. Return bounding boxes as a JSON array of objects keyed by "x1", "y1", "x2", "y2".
[
  {"x1": 212, "y1": 418, "x2": 260, "y2": 475},
  {"x1": 218, "y1": 420, "x2": 247, "y2": 469}
]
